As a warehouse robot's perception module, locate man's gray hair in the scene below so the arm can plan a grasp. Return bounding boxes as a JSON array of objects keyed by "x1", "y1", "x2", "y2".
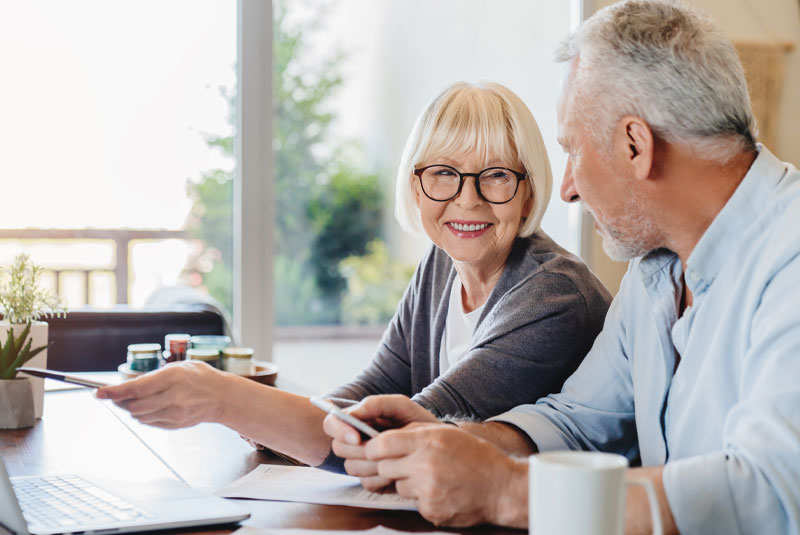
[{"x1": 556, "y1": 0, "x2": 756, "y2": 163}]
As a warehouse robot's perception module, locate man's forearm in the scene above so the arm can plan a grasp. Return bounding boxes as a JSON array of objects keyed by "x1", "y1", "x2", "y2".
[
  {"x1": 626, "y1": 467, "x2": 678, "y2": 535},
  {"x1": 458, "y1": 420, "x2": 538, "y2": 456}
]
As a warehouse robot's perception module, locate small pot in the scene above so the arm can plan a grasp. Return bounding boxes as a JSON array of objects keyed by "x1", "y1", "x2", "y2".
[
  {"x1": 0, "y1": 378, "x2": 35, "y2": 429},
  {"x1": 0, "y1": 321, "x2": 48, "y2": 419}
]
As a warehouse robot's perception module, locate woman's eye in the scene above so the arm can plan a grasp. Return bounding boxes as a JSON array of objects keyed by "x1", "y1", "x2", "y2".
[{"x1": 482, "y1": 171, "x2": 511, "y2": 181}]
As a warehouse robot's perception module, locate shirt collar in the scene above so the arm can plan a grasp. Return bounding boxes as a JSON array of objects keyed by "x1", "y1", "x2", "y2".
[
  {"x1": 639, "y1": 248, "x2": 676, "y2": 283},
  {"x1": 637, "y1": 146, "x2": 787, "y2": 293}
]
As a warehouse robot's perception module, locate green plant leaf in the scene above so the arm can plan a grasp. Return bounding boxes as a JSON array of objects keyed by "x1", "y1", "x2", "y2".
[
  {"x1": 0, "y1": 366, "x2": 13, "y2": 380},
  {"x1": 23, "y1": 343, "x2": 49, "y2": 364},
  {"x1": 0, "y1": 327, "x2": 15, "y2": 377},
  {"x1": 0, "y1": 339, "x2": 6, "y2": 376},
  {"x1": 4, "y1": 337, "x2": 33, "y2": 380},
  {"x1": 14, "y1": 323, "x2": 31, "y2": 355}
]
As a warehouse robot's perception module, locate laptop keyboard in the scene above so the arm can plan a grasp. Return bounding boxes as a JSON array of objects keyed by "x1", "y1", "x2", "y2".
[{"x1": 13, "y1": 474, "x2": 155, "y2": 530}]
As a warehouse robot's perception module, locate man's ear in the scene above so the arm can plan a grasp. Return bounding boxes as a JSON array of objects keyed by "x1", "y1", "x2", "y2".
[{"x1": 614, "y1": 116, "x2": 654, "y2": 181}]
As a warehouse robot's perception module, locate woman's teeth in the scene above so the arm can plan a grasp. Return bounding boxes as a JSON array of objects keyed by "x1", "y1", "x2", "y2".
[{"x1": 450, "y1": 222, "x2": 489, "y2": 232}]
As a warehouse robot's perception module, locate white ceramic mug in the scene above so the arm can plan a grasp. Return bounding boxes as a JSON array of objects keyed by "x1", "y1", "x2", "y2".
[{"x1": 529, "y1": 451, "x2": 663, "y2": 535}]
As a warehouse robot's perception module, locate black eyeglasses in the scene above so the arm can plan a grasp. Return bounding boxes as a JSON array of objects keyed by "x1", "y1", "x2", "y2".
[{"x1": 413, "y1": 164, "x2": 527, "y2": 204}]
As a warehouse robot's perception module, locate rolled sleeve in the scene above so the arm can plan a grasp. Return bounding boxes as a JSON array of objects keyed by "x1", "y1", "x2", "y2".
[{"x1": 489, "y1": 407, "x2": 583, "y2": 452}]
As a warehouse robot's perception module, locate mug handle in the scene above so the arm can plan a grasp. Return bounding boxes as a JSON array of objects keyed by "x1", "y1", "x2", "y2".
[{"x1": 626, "y1": 475, "x2": 664, "y2": 535}]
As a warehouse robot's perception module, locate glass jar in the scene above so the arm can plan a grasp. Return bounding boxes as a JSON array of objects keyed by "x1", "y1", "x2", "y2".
[
  {"x1": 186, "y1": 348, "x2": 221, "y2": 369},
  {"x1": 222, "y1": 347, "x2": 254, "y2": 376},
  {"x1": 189, "y1": 335, "x2": 231, "y2": 353},
  {"x1": 164, "y1": 333, "x2": 191, "y2": 363},
  {"x1": 127, "y1": 343, "x2": 162, "y2": 372}
]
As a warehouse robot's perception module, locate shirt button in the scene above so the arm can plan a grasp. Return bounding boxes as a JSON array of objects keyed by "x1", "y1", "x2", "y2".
[{"x1": 690, "y1": 272, "x2": 700, "y2": 282}]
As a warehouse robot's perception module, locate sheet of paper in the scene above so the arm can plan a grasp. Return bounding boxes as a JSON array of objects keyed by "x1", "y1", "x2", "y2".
[
  {"x1": 234, "y1": 527, "x2": 451, "y2": 535},
  {"x1": 217, "y1": 465, "x2": 416, "y2": 511}
]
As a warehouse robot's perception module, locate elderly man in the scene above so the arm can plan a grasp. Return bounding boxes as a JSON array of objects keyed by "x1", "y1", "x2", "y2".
[{"x1": 323, "y1": 1, "x2": 800, "y2": 533}]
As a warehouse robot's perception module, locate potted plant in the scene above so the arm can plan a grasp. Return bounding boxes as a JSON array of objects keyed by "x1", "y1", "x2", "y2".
[{"x1": 0, "y1": 253, "x2": 66, "y2": 428}]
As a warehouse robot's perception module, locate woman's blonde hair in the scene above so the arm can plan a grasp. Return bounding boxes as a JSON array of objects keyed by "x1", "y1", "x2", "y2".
[{"x1": 395, "y1": 82, "x2": 553, "y2": 237}]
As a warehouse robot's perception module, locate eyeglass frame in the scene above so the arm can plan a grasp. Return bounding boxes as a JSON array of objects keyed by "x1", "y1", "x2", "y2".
[{"x1": 412, "y1": 164, "x2": 528, "y2": 205}]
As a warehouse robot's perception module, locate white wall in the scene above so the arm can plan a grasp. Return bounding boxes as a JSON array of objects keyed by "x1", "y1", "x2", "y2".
[{"x1": 585, "y1": 0, "x2": 800, "y2": 293}]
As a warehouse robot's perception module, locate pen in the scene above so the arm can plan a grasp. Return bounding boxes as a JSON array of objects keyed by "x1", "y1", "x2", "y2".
[{"x1": 17, "y1": 367, "x2": 111, "y2": 388}]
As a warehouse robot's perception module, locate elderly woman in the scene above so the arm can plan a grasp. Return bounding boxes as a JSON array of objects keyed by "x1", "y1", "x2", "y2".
[{"x1": 97, "y1": 82, "x2": 610, "y2": 468}]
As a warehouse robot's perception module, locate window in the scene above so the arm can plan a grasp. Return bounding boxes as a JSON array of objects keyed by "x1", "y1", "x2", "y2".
[{"x1": 0, "y1": 1, "x2": 237, "y2": 313}]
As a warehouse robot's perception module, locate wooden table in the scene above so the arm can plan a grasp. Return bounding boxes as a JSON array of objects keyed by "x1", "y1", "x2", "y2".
[{"x1": 0, "y1": 379, "x2": 523, "y2": 534}]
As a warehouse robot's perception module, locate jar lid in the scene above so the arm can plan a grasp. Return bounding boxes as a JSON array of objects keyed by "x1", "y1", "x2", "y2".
[
  {"x1": 222, "y1": 347, "x2": 254, "y2": 359},
  {"x1": 190, "y1": 335, "x2": 231, "y2": 347},
  {"x1": 127, "y1": 343, "x2": 161, "y2": 354},
  {"x1": 186, "y1": 348, "x2": 220, "y2": 361}
]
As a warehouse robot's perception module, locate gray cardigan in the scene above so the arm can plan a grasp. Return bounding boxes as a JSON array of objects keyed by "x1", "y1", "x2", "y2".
[{"x1": 326, "y1": 231, "x2": 612, "y2": 419}]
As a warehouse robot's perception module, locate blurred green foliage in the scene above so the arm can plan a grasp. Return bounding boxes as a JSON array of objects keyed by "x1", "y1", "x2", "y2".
[
  {"x1": 186, "y1": 166, "x2": 233, "y2": 311},
  {"x1": 187, "y1": 0, "x2": 411, "y2": 326},
  {"x1": 339, "y1": 240, "x2": 416, "y2": 325},
  {"x1": 308, "y1": 162, "x2": 383, "y2": 310}
]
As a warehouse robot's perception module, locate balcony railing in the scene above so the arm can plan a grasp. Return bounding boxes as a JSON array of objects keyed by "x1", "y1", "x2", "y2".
[
  {"x1": 0, "y1": 227, "x2": 387, "y2": 342},
  {"x1": 0, "y1": 228, "x2": 189, "y2": 306}
]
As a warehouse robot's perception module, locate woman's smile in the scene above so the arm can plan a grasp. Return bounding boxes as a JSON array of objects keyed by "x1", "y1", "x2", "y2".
[{"x1": 445, "y1": 220, "x2": 493, "y2": 238}]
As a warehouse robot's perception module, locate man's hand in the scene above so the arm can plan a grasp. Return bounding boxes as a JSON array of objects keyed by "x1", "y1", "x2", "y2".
[
  {"x1": 323, "y1": 394, "x2": 438, "y2": 491},
  {"x1": 96, "y1": 361, "x2": 230, "y2": 428},
  {"x1": 365, "y1": 424, "x2": 528, "y2": 527}
]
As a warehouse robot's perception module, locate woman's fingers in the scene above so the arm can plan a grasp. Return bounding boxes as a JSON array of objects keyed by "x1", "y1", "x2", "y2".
[
  {"x1": 98, "y1": 361, "x2": 229, "y2": 429},
  {"x1": 330, "y1": 436, "x2": 367, "y2": 459},
  {"x1": 123, "y1": 390, "x2": 171, "y2": 418},
  {"x1": 323, "y1": 412, "x2": 363, "y2": 446},
  {"x1": 96, "y1": 367, "x2": 172, "y2": 401},
  {"x1": 359, "y1": 475, "x2": 395, "y2": 492},
  {"x1": 349, "y1": 395, "x2": 438, "y2": 427},
  {"x1": 343, "y1": 458, "x2": 379, "y2": 477}
]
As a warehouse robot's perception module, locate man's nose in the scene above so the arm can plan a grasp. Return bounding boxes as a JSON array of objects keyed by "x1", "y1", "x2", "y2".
[{"x1": 560, "y1": 160, "x2": 580, "y2": 203}]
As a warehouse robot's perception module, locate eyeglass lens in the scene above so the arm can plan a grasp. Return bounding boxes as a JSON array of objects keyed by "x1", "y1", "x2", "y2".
[{"x1": 419, "y1": 166, "x2": 520, "y2": 203}]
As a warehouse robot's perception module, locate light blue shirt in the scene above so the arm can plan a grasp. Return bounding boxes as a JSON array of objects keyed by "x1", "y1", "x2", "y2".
[{"x1": 493, "y1": 147, "x2": 800, "y2": 534}]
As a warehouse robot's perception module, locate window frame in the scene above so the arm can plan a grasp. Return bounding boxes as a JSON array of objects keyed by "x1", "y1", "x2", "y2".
[{"x1": 236, "y1": 0, "x2": 274, "y2": 361}]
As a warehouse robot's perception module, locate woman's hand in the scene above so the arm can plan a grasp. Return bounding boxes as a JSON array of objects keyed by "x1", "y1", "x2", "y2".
[
  {"x1": 322, "y1": 394, "x2": 438, "y2": 491},
  {"x1": 96, "y1": 361, "x2": 232, "y2": 429}
]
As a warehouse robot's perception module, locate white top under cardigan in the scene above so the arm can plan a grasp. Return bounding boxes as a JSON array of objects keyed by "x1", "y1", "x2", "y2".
[{"x1": 439, "y1": 273, "x2": 485, "y2": 374}]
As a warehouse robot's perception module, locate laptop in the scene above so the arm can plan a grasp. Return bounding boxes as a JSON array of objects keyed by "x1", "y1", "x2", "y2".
[{"x1": 0, "y1": 455, "x2": 249, "y2": 535}]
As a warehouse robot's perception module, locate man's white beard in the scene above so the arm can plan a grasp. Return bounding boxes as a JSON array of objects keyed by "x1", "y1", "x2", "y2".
[{"x1": 587, "y1": 205, "x2": 658, "y2": 262}]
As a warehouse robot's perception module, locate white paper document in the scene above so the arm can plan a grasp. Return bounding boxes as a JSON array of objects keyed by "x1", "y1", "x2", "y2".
[
  {"x1": 234, "y1": 526, "x2": 450, "y2": 535},
  {"x1": 217, "y1": 465, "x2": 417, "y2": 511}
]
